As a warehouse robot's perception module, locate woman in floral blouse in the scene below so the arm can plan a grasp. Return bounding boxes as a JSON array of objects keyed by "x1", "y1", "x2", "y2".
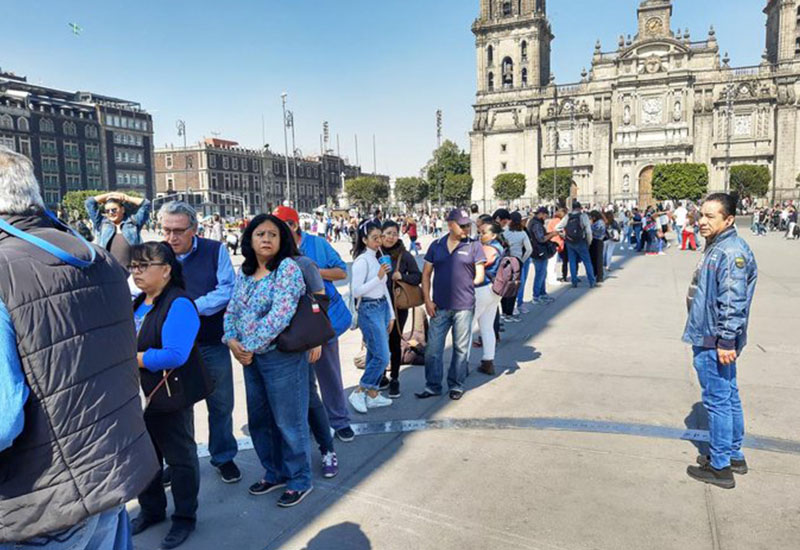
[{"x1": 223, "y1": 214, "x2": 312, "y2": 508}]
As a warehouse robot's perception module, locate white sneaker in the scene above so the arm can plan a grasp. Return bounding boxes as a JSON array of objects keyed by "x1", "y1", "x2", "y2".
[
  {"x1": 348, "y1": 390, "x2": 367, "y2": 414},
  {"x1": 366, "y1": 393, "x2": 393, "y2": 409},
  {"x1": 518, "y1": 304, "x2": 530, "y2": 314}
]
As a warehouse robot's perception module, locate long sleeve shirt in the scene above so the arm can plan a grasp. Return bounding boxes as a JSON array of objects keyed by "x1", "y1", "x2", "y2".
[
  {"x1": 0, "y1": 298, "x2": 28, "y2": 452},
  {"x1": 503, "y1": 229, "x2": 533, "y2": 263},
  {"x1": 351, "y1": 249, "x2": 396, "y2": 319},
  {"x1": 223, "y1": 258, "x2": 306, "y2": 353},
  {"x1": 177, "y1": 237, "x2": 236, "y2": 316},
  {"x1": 134, "y1": 297, "x2": 201, "y2": 372}
]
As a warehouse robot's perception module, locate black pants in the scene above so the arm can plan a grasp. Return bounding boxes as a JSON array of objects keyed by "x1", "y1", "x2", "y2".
[
  {"x1": 501, "y1": 295, "x2": 515, "y2": 315},
  {"x1": 139, "y1": 407, "x2": 199, "y2": 525},
  {"x1": 589, "y1": 240, "x2": 604, "y2": 283},
  {"x1": 388, "y1": 307, "x2": 409, "y2": 380},
  {"x1": 559, "y1": 248, "x2": 569, "y2": 280}
]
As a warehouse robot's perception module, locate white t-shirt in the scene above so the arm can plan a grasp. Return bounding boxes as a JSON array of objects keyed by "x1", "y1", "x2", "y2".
[{"x1": 674, "y1": 206, "x2": 688, "y2": 226}]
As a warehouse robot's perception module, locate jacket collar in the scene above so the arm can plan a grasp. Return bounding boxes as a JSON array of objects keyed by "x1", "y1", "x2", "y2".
[
  {"x1": 706, "y1": 226, "x2": 737, "y2": 250},
  {"x1": 0, "y1": 212, "x2": 56, "y2": 244}
]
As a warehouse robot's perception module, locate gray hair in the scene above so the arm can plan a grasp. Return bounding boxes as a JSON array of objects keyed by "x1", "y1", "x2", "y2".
[
  {"x1": 158, "y1": 200, "x2": 198, "y2": 228},
  {"x1": 0, "y1": 146, "x2": 45, "y2": 215}
]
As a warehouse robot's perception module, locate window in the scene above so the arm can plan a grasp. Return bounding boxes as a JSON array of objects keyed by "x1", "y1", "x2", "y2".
[
  {"x1": 18, "y1": 118, "x2": 30, "y2": 132},
  {"x1": 521, "y1": 41, "x2": 528, "y2": 60},
  {"x1": 0, "y1": 135, "x2": 15, "y2": 150},
  {"x1": 44, "y1": 190, "x2": 61, "y2": 206},
  {"x1": 502, "y1": 57, "x2": 514, "y2": 88},
  {"x1": 85, "y1": 125, "x2": 98, "y2": 139},
  {"x1": 42, "y1": 157, "x2": 59, "y2": 173},
  {"x1": 86, "y1": 144, "x2": 100, "y2": 160},
  {"x1": 116, "y1": 170, "x2": 145, "y2": 187},
  {"x1": 165, "y1": 155, "x2": 173, "y2": 169},
  {"x1": 87, "y1": 161, "x2": 101, "y2": 175},
  {"x1": 66, "y1": 175, "x2": 82, "y2": 190},
  {"x1": 166, "y1": 174, "x2": 175, "y2": 190},
  {"x1": 43, "y1": 173, "x2": 59, "y2": 188},
  {"x1": 487, "y1": 45, "x2": 494, "y2": 66},
  {"x1": 232, "y1": 157, "x2": 239, "y2": 170},
  {"x1": 64, "y1": 142, "x2": 79, "y2": 158},
  {"x1": 65, "y1": 159, "x2": 80, "y2": 174},
  {"x1": 522, "y1": 68, "x2": 528, "y2": 86},
  {"x1": 502, "y1": 1, "x2": 512, "y2": 16},
  {"x1": 0, "y1": 114, "x2": 13, "y2": 130},
  {"x1": 40, "y1": 118, "x2": 54, "y2": 133},
  {"x1": 40, "y1": 138, "x2": 57, "y2": 155},
  {"x1": 186, "y1": 156, "x2": 193, "y2": 169},
  {"x1": 223, "y1": 156, "x2": 230, "y2": 169},
  {"x1": 796, "y1": 37, "x2": 800, "y2": 56},
  {"x1": 19, "y1": 137, "x2": 31, "y2": 157},
  {"x1": 88, "y1": 176, "x2": 101, "y2": 188},
  {"x1": 488, "y1": 72, "x2": 495, "y2": 91},
  {"x1": 501, "y1": 143, "x2": 507, "y2": 153},
  {"x1": 210, "y1": 155, "x2": 217, "y2": 168},
  {"x1": 501, "y1": 162, "x2": 508, "y2": 171},
  {"x1": 63, "y1": 121, "x2": 77, "y2": 136}
]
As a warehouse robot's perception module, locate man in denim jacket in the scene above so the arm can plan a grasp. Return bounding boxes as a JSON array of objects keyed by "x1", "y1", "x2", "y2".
[{"x1": 682, "y1": 193, "x2": 757, "y2": 489}]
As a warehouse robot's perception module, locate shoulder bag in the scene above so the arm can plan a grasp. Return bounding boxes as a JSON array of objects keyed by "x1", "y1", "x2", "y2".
[
  {"x1": 277, "y1": 292, "x2": 335, "y2": 353},
  {"x1": 392, "y1": 255, "x2": 424, "y2": 310}
]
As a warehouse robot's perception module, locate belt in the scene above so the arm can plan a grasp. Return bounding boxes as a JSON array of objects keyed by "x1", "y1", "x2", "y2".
[{"x1": 360, "y1": 297, "x2": 387, "y2": 303}]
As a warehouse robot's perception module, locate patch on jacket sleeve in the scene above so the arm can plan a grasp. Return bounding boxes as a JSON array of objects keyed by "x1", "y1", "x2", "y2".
[{"x1": 734, "y1": 257, "x2": 746, "y2": 269}]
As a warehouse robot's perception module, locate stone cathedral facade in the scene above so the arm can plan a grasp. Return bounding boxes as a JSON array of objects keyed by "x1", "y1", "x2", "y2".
[{"x1": 470, "y1": 0, "x2": 800, "y2": 208}]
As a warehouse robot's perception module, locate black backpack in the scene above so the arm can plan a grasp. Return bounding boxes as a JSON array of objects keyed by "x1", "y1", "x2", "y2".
[{"x1": 564, "y1": 213, "x2": 584, "y2": 242}]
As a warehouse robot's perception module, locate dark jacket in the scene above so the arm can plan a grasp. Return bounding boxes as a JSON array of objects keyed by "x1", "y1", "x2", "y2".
[
  {"x1": 0, "y1": 214, "x2": 158, "y2": 543},
  {"x1": 384, "y1": 246, "x2": 422, "y2": 300}
]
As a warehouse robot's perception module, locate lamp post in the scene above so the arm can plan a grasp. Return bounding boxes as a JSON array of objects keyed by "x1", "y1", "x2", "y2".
[
  {"x1": 176, "y1": 119, "x2": 187, "y2": 198},
  {"x1": 281, "y1": 93, "x2": 292, "y2": 205},
  {"x1": 552, "y1": 87, "x2": 559, "y2": 207},
  {"x1": 724, "y1": 84, "x2": 735, "y2": 194}
]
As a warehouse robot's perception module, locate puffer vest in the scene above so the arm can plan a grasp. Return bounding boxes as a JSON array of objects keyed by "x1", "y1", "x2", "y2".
[{"x1": 0, "y1": 214, "x2": 158, "y2": 543}]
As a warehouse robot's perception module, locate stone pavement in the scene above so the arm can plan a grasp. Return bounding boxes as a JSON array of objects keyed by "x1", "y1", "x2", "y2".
[{"x1": 131, "y1": 228, "x2": 800, "y2": 550}]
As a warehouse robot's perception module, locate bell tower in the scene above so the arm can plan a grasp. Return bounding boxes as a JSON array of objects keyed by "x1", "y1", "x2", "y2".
[
  {"x1": 764, "y1": 0, "x2": 800, "y2": 64},
  {"x1": 636, "y1": 0, "x2": 673, "y2": 40}
]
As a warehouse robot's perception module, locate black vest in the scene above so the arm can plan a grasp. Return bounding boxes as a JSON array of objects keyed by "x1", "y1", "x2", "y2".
[
  {"x1": 181, "y1": 237, "x2": 226, "y2": 345},
  {"x1": 0, "y1": 214, "x2": 158, "y2": 543}
]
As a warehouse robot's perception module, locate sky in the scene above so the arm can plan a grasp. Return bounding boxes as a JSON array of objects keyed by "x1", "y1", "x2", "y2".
[{"x1": 0, "y1": 0, "x2": 766, "y2": 179}]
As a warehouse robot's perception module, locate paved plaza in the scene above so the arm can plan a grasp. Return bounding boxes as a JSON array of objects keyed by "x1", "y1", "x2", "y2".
[{"x1": 131, "y1": 228, "x2": 800, "y2": 550}]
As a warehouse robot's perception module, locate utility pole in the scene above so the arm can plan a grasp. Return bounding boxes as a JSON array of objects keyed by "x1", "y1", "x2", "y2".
[
  {"x1": 436, "y1": 109, "x2": 443, "y2": 211},
  {"x1": 569, "y1": 99, "x2": 576, "y2": 205},
  {"x1": 552, "y1": 86, "x2": 558, "y2": 207},
  {"x1": 290, "y1": 113, "x2": 298, "y2": 209},
  {"x1": 281, "y1": 93, "x2": 292, "y2": 206},
  {"x1": 724, "y1": 84, "x2": 734, "y2": 194},
  {"x1": 176, "y1": 119, "x2": 188, "y2": 204}
]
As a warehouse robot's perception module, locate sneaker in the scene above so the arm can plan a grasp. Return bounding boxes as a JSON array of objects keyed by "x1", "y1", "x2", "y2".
[
  {"x1": 249, "y1": 479, "x2": 287, "y2": 496},
  {"x1": 686, "y1": 463, "x2": 735, "y2": 489},
  {"x1": 335, "y1": 426, "x2": 355, "y2": 442},
  {"x1": 277, "y1": 487, "x2": 313, "y2": 508},
  {"x1": 697, "y1": 455, "x2": 748, "y2": 475},
  {"x1": 216, "y1": 461, "x2": 242, "y2": 484},
  {"x1": 162, "y1": 466, "x2": 172, "y2": 488},
  {"x1": 388, "y1": 379, "x2": 401, "y2": 399},
  {"x1": 321, "y1": 451, "x2": 338, "y2": 479},
  {"x1": 348, "y1": 390, "x2": 368, "y2": 414},
  {"x1": 131, "y1": 514, "x2": 166, "y2": 536},
  {"x1": 478, "y1": 360, "x2": 495, "y2": 375},
  {"x1": 518, "y1": 304, "x2": 530, "y2": 314},
  {"x1": 366, "y1": 393, "x2": 393, "y2": 409},
  {"x1": 541, "y1": 295, "x2": 555, "y2": 302},
  {"x1": 160, "y1": 521, "x2": 195, "y2": 549},
  {"x1": 378, "y1": 375, "x2": 391, "y2": 391}
]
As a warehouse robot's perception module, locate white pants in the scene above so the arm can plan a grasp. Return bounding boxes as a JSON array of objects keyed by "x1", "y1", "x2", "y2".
[
  {"x1": 474, "y1": 284, "x2": 502, "y2": 361},
  {"x1": 546, "y1": 254, "x2": 559, "y2": 285}
]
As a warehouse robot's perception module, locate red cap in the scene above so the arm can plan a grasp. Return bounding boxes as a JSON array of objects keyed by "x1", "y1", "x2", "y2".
[{"x1": 273, "y1": 206, "x2": 299, "y2": 225}]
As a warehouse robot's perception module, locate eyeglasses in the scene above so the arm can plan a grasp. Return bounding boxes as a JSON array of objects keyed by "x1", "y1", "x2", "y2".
[
  {"x1": 128, "y1": 262, "x2": 166, "y2": 273},
  {"x1": 103, "y1": 208, "x2": 119, "y2": 216},
  {"x1": 161, "y1": 227, "x2": 191, "y2": 237}
]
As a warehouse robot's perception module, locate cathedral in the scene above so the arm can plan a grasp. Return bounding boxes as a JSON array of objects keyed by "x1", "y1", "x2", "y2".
[{"x1": 470, "y1": 0, "x2": 800, "y2": 208}]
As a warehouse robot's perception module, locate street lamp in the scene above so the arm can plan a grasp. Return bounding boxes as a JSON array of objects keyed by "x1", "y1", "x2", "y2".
[
  {"x1": 281, "y1": 93, "x2": 292, "y2": 205},
  {"x1": 176, "y1": 119, "x2": 187, "y2": 195},
  {"x1": 724, "y1": 84, "x2": 735, "y2": 194}
]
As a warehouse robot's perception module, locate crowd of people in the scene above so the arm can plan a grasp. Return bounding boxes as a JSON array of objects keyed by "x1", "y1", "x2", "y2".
[{"x1": 0, "y1": 140, "x2": 767, "y2": 549}]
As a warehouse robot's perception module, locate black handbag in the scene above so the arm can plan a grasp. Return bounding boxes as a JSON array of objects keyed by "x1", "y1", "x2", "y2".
[
  {"x1": 141, "y1": 346, "x2": 214, "y2": 414},
  {"x1": 276, "y1": 293, "x2": 336, "y2": 353}
]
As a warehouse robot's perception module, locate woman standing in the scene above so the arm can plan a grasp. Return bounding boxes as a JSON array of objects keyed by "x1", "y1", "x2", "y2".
[
  {"x1": 130, "y1": 242, "x2": 201, "y2": 550},
  {"x1": 402, "y1": 216, "x2": 419, "y2": 255},
  {"x1": 602, "y1": 211, "x2": 621, "y2": 271},
  {"x1": 223, "y1": 214, "x2": 312, "y2": 508},
  {"x1": 381, "y1": 220, "x2": 422, "y2": 398},
  {"x1": 474, "y1": 222, "x2": 506, "y2": 375},
  {"x1": 349, "y1": 219, "x2": 395, "y2": 413},
  {"x1": 589, "y1": 211, "x2": 606, "y2": 282},
  {"x1": 501, "y1": 212, "x2": 532, "y2": 320}
]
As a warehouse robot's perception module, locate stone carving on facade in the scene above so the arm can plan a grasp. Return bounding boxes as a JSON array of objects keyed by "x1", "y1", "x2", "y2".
[
  {"x1": 623, "y1": 104, "x2": 632, "y2": 125},
  {"x1": 672, "y1": 100, "x2": 682, "y2": 122},
  {"x1": 644, "y1": 56, "x2": 662, "y2": 74},
  {"x1": 641, "y1": 97, "x2": 663, "y2": 125},
  {"x1": 734, "y1": 114, "x2": 752, "y2": 137}
]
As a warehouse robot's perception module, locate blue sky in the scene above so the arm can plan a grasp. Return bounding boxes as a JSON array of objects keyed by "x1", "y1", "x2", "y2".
[{"x1": 0, "y1": 1, "x2": 766, "y2": 178}]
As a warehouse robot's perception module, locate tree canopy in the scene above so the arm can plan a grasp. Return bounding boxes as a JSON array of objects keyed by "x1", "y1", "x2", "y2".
[
  {"x1": 426, "y1": 140, "x2": 471, "y2": 205},
  {"x1": 442, "y1": 174, "x2": 474, "y2": 205},
  {"x1": 345, "y1": 176, "x2": 390, "y2": 208},
  {"x1": 537, "y1": 168, "x2": 573, "y2": 203},
  {"x1": 493, "y1": 173, "x2": 527, "y2": 203},
  {"x1": 394, "y1": 177, "x2": 429, "y2": 208},
  {"x1": 730, "y1": 165, "x2": 770, "y2": 198},
  {"x1": 652, "y1": 163, "x2": 708, "y2": 201}
]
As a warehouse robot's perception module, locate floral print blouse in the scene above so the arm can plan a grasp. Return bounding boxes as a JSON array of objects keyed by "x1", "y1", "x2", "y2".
[{"x1": 223, "y1": 257, "x2": 306, "y2": 354}]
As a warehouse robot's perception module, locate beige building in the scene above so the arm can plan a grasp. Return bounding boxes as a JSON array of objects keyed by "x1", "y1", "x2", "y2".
[{"x1": 470, "y1": 0, "x2": 800, "y2": 208}]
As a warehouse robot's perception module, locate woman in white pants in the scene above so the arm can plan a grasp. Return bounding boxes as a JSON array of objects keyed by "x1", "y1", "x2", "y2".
[{"x1": 474, "y1": 222, "x2": 506, "y2": 376}]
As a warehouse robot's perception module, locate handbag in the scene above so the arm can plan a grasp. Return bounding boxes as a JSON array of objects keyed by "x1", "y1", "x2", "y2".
[
  {"x1": 277, "y1": 293, "x2": 336, "y2": 353},
  {"x1": 392, "y1": 254, "x2": 424, "y2": 310},
  {"x1": 349, "y1": 258, "x2": 369, "y2": 330},
  {"x1": 141, "y1": 347, "x2": 214, "y2": 414}
]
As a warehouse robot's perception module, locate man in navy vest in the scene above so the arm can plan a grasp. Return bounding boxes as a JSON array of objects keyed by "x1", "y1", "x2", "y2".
[{"x1": 159, "y1": 201, "x2": 240, "y2": 482}]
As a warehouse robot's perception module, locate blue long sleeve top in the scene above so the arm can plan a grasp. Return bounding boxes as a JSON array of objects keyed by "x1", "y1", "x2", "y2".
[
  {"x1": 0, "y1": 298, "x2": 29, "y2": 452},
  {"x1": 134, "y1": 297, "x2": 200, "y2": 371},
  {"x1": 177, "y1": 237, "x2": 235, "y2": 317}
]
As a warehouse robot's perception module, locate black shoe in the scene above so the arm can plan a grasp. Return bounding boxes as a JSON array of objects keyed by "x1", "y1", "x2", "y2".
[
  {"x1": 335, "y1": 426, "x2": 355, "y2": 442},
  {"x1": 414, "y1": 389, "x2": 441, "y2": 399},
  {"x1": 162, "y1": 466, "x2": 171, "y2": 488},
  {"x1": 248, "y1": 479, "x2": 287, "y2": 496},
  {"x1": 277, "y1": 487, "x2": 313, "y2": 508},
  {"x1": 388, "y1": 379, "x2": 401, "y2": 399},
  {"x1": 697, "y1": 455, "x2": 748, "y2": 475},
  {"x1": 686, "y1": 463, "x2": 735, "y2": 489},
  {"x1": 131, "y1": 514, "x2": 165, "y2": 536},
  {"x1": 478, "y1": 360, "x2": 495, "y2": 375},
  {"x1": 216, "y1": 461, "x2": 241, "y2": 483},
  {"x1": 378, "y1": 375, "x2": 391, "y2": 391},
  {"x1": 160, "y1": 522, "x2": 195, "y2": 549},
  {"x1": 449, "y1": 389, "x2": 464, "y2": 400}
]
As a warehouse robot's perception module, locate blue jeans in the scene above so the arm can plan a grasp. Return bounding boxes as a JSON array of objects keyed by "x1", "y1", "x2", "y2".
[
  {"x1": 244, "y1": 349, "x2": 311, "y2": 491},
  {"x1": 516, "y1": 258, "x2": 531, "y2": 306},
  {"x1": 634, "y1": 226, "x2": 643, "y2": 250},
  {"x1": 566, "y1": 241, "x2": 596, "y2": 286},
  {"x1": 532, "y1": 258, "x2": 548, "y2": 299},
  {"x1": 0, "y1": 506, "x2": 131, "y2": 550},
  {"x1": 308, "y1": 364, "x2": 334, "y2": 455},
  {"x1": 692, "y1": 347, "x2": 745, "y2": 470},
  {"x1": 424, "y1": 308, "x2": 474, "y2": 394},
  {"x1": 357, "y1": 298, "x2": 392, "y2": 390},
  {"x1": 312, "y1": 338, "x2": 351, "y2": 430},
  {"x1": 199, "y1": 343, "x2": 238, "y2": 466}
]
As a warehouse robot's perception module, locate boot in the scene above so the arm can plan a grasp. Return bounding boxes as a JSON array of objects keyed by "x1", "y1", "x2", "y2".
[{"x1": 478, "y1": 360, "x2": 495, "y2": 375}]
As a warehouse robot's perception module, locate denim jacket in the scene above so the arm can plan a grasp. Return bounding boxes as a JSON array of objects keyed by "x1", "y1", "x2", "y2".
[
  {"x1": 681, "y1": 227, "x2": 757, "y2": 353},
  {"x1": 85, "y1": 197, "x2": 150, "y2": 248}
]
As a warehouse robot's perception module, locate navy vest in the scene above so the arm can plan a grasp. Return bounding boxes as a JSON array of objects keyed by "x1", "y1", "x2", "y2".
[{"x1": 181, "y1": 237, "x2": 226, "y2": 345}]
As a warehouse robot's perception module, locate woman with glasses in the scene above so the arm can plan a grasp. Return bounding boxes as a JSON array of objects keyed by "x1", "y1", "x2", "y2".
[
  {"x1": 223, "y1": 214, "x2": 312, "y2": 508},
  {"x1": 129, "y1": 242, "x2": 201, "y2": 550},
  {"x1": 85, "y1": 191, "x2": 151, "y2": 267}
]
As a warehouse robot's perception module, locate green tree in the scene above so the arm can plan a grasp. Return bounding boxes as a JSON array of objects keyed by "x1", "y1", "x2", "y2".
[
  {"x1": 493, "y1": 173, "x2": 527, "y2": 203},
  {"x1": 537, "y1": 168, "x2": 573, "y2": 203},
  {"x1": 345, "y1": 176, "x2": 390, "y2": 208},
  {"x1": 652, "y1": 163, "x2": 708, "y2": 201},
  {"x1": 426, "y1": 140, "x2": 471, "y2": 205},
  {"x1": 730, "y1": 165, "x2": 770, "y2": 198},
  {"x1": 394, "y1": 177, "x2": 429, "y2": 208},
  {"x1": 442, "y1": 174, "x2": 473, "y2": 205},
  {"x1": 61, "y1": 190, "x2": 103, "y2": 220}
]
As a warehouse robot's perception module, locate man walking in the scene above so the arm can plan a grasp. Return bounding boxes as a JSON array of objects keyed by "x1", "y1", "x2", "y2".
[
  {"x1": 527, "y1": 206, "x2": 558, "y2": 303},
  {"x1": 683, "y1": 193, "x2": 757, "y2": 489},
  {"x1": 159, "y1": 201, "x2": 241, "y2": 482},
  {"x1": 274, "y1": 206, "x2": 356, "y2": 442},
  {"x1": 416, "y1": 209, "x2": 485, "y2": 401},
  {"x1": 0, "y1": 146, "x2": 158, "y2": 549},
  {"x1": 555, "y1": 201, "x2": 596, "y2": 288}
]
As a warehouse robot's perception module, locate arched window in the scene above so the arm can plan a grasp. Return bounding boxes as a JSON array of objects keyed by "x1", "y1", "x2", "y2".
[
  {"x1": 488, "y1": 72, "x2": 495, "y2": 91},
  {"x1": 487, "y1": 45, "x2": 494, "y2": 66},
  {"x1": 502, "y1": 1, "x2": 512, "y2": 16},
  {"x1": 18, "y1": 117, "x2": 30, "y2": 132},
  {"x1": 522, "y1": 68, "x2": 528, "y2": 86},
  {"x1": 63, "y1": 121, "x2": 77, "y2": 136},
  {"x1": 40, "y1": 118, "x2": 54, "y2": 133},
  {"x1": 502, "y1": 57, "x2": 514, "y2": 88},
  {"x1": 0, "y1": 114, "x2": 13, "y2": 130},
  {"x1": 521, "y1": 41, "x2": 528, "y2": 60}
]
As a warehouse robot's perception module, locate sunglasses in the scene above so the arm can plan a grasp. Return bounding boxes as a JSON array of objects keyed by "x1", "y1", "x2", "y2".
[
  {"x1": 103, "y1": 208, "x2": 119, "y2": 216},
  {"x1": 128, "y1": 262, "x2": 166, "y2": 273}
]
